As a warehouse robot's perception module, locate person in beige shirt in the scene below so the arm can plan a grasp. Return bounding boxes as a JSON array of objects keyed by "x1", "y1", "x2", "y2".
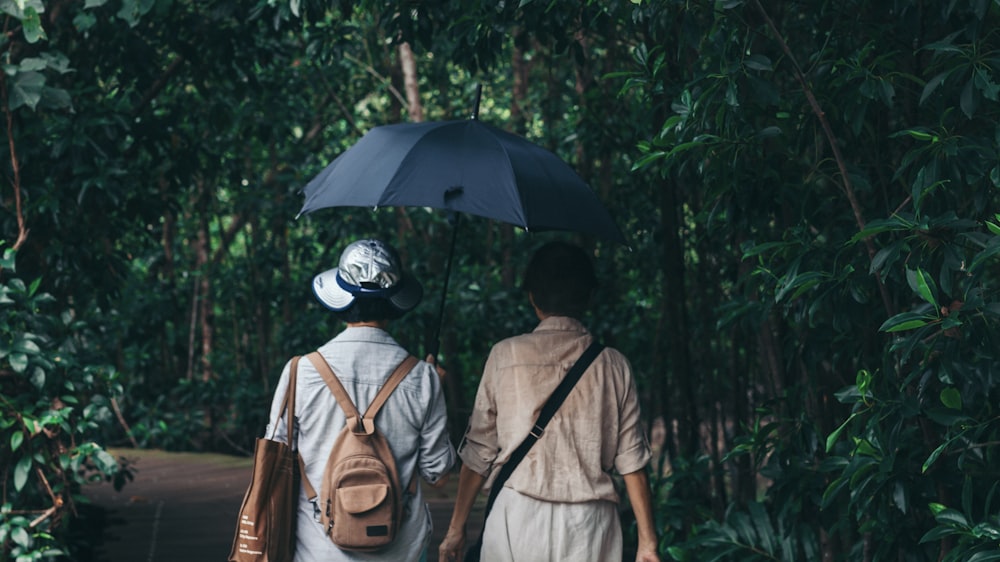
[{"x1": 439, "y1": 241, "x2": 660, "y2": 562}]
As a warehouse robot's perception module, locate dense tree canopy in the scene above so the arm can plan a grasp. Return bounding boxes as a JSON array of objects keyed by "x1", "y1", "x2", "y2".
[{"x1": 2, "y1": 1, "x2": 1000, "y2": 560}]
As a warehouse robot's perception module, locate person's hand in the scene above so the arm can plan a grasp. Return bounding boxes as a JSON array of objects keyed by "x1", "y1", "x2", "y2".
[
  {"x1": 635, "y1": 545, "x2": 661, "y2": 562},
  {"x1": 438, "y1": 525, "x2": 466, "y2": 562},
  {"x1": 426, "y1": 472, "x2": 450, "y2": 489},
  {"x1": 426, "y1": 354, "x2": 447, "y2": 381}
]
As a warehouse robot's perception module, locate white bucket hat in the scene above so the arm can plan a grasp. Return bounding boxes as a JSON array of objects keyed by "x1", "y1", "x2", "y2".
[{"x1": 312, "y1": 239, "x2": 423, "y2": 313}]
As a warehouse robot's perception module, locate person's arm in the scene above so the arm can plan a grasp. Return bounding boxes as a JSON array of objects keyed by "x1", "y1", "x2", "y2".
[
  {"x1": 415, "y1": 358, "x2": 457, "y2": 487},
  {"x1": 438, "y1": 464, "x2": 486, "y2": 561},
  {"x1": 623, "y1": 468, "x2": 661, "y2": 562},
  {"x1": 424, "y1": 355, "x2": 451, "y2": 488}
]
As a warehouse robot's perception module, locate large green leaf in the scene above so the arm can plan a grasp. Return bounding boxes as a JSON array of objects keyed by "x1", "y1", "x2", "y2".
[
  {"x1": 878, "y1": 311, "x2": 937, "y2": 332},
  {"x1": 8, "y1": 352, "x2": 28, "y2": 373},
  {"x1": 116, "y1": 0, "x2": 155, "y2": 26},
  {"x1": 939, "y1": 387, "x2": 962, "y2": 409},
  {"x1": 934, "y1": 508, "x2": 970, "y2": 528},
  {"x1": 0, "y1": 0, "x2": 44, "y2": 18},
  {"x1": 10, "y1": 430, "x2": 23, "y2": 452},
  {"x1": 6, "y1": 71, "x2": 45, "y2": 111},
  {"x1": 21, "y1": 7, "x2": 46, "y2": 43},
  {"x1": 826, "y1": 411, "x2": 861, "y2": 452},
  {"x1": 906, "y1": 268, "x2": 938, "y2": 307},
  {"x1": 13, "y1": 455, "x2": 32, "y2": 491}
]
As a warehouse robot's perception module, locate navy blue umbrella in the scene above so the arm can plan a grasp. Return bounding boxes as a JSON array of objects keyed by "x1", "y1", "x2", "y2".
[
  {"x1": 298, "y1": 120, "x2": 625, "y2": 243},
  {"x1": 297, "y1": 89, "x2": 626, "y2": 356}
]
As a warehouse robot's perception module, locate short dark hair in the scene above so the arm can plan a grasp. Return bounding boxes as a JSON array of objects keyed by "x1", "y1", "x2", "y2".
[
  {"x1": 521, "y1": 241, "x2": 597, "y2": 319},
  {"x1": 333, "y1": 295, "x2": 406, "y2": 323}
]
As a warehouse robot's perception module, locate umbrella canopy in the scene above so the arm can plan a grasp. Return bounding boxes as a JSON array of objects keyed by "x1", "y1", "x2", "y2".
[{"x1": 298, "y1": 119, "x2": 626, "y2": 244}]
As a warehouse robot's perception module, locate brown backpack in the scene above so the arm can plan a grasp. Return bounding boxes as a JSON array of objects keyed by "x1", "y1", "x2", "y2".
[{"x1": 302, "y1": 352, "x2": 417, "y2": 551}]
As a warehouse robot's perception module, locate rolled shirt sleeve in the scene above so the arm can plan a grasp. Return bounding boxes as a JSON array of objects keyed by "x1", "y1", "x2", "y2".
[
  {"x1": 612, "y1": 356, "x2": 652, "y2": 475},
  {"x1": 457, "y1": 350, "x2": 500, "y2": 478},
  {"x1": 417, "y1": 364, "x2": 457, "y2": 484}
]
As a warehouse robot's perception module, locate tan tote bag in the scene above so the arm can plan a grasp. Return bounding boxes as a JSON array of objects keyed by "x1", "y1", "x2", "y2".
[{"x1": 228, "y1": 356, "x2": 301, "y2": 562}]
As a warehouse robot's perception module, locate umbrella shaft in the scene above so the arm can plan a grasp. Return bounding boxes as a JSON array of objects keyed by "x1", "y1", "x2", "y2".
[{"x1": 429, "y1": 213, "x2": 460, "y2": 359}]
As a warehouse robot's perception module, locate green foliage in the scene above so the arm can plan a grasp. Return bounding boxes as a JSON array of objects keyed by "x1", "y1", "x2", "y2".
[
  {"x1": 0, "y1": 249, "x2": 123, "y2": 560},
  {"x1": 921, "y1": 488, "x2": 1000, "y2": 561},
  {"x1": 668, "y1": 501, "x2": 822, "y2": 562},
  {"x1": 3, "y1": 0, "x2": 1000, "y2": 560},
  {"x1": 621, "y1": 0, "x2": 1000, "y2": 559}
]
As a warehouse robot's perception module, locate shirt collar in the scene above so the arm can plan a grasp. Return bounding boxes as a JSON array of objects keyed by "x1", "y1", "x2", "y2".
[
  {"x1": 533, "y1": 315, "x2": 589, "y2": 334},
  {"x1": 331, "y1": 325, "x2": 399, "y2": 345}
]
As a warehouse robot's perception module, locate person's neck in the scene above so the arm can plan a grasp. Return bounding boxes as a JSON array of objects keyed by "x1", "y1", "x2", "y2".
[{"x1": 347, "y1": 320, "x2": 388, "y2": 329}]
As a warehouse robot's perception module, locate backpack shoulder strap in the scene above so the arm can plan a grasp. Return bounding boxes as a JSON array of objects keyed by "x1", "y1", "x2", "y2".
[
  {"x1": 306, "y1": 351, "x2": 361, "y2": 420},
  {"x1": 299, "y1": 352, "x2": 418, "y2": 505},
  {"x1": 301, "y1": 351, "x2": 359, "y2": 506},
  {"x1": 364, "y1": 355, "x2": 419, "y2": 420}
]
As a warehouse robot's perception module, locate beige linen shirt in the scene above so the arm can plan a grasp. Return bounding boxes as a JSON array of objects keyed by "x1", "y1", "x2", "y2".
[{"x1": 458, "y1": 316, "x2": 651, "y2": 504}]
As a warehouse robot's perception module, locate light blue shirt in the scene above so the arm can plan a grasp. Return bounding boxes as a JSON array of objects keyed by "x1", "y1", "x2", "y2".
[{"x1": 267, "y1": 326, "x2": 455, "y2": 561}]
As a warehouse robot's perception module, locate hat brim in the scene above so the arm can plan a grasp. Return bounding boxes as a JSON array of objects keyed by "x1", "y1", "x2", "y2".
[{"x1": 312, "y1": 268, "x2": 422, "y2": 314}]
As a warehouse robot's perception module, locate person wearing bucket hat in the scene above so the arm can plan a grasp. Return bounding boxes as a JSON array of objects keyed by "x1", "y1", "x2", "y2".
[
  {"x1": 312, "y1": 238, "x2": 424, "y2": 317},
  {"x1": 264, "y1": 238, "x2": 456, "y2": 562}
]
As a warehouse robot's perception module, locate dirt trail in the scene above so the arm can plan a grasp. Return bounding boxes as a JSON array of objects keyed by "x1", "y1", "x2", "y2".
[{"x1": 83, "y1": 448, "x2": 482, "y2": 562}]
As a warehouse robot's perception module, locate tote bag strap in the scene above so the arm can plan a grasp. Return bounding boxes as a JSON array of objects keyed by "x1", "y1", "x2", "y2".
[{"x1": 268, "y1": 355, "x2": 300, "y2": 446}]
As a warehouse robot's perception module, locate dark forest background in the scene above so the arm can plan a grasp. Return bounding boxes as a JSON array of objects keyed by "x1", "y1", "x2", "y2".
[{"x1": 3, "y1": 1, "x2": 1000, "y2": 560}]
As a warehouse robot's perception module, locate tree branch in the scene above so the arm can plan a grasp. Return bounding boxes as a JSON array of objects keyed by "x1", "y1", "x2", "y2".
[
  {"x1": 0, "y1": 70, "x2": 29, "y2": 252},
  {"x1": 111, "y1": 396, "x2": 140, "y2": 449},
  {"x1": 399, "y1": 42, "x2": 423, "y2": 123},
  {"x1": 210, "y1": 213, "x2": 248, "y2": 268},
  {"x1": 343, "y1": 52, "x2": 408, "y2": 110},
  {"x1": 752, "y1": 0, "x2": 893, "y2": 317},
  {"x1": 29, "y1": 505, "x2": 57, "y2": 528},
  {"x1": 131, "y1": 55, "x2": 186, "y2": 119}
]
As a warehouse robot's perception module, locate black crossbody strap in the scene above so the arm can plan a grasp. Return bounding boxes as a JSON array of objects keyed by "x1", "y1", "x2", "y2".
[
  {"x1": 484, "y1": 340, "x2": 605, "y2": 514},
  {"x1": 464, "y1": 340, "x2": 605, "y2": 562}
]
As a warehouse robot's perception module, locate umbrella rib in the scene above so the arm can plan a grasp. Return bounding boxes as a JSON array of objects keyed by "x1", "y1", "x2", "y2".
[{"x1": 482, "y1": 124, "x2": 529, "y2": 230}]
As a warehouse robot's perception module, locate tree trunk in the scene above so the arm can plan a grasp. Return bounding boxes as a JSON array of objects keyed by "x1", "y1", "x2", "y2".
[
  {"x1": 248, "y1": 217, "x2": 272, "y2": 389},
  {"x1": 511, "y1": 33, "x2": 530, "y2": 135},
  {"x1": 660, "y1": 179, "x2": 698, "y2": 457},
  {"x1": 186, "y1": 275, "x2": 199, "y2": 381},
  {"x1": 158, "y1": 174, "x2": 178, "y2": 385},
  {"x1": 388, "y1": 42, "x2": 415, "y2": 244},
  {"x1": 730, "y1": 323, "x2": 754, "y2": 504},
  {"x1": 197, "y1": 208, "x2": 214, "y2": 383},
  {"x1": 572, "y1": 28, "x2": 593, "y2": 185},
  {"x1": 502, "y1": 32, "x2": 530, "y2": 287},
  {"x1": 399, "y1": 42, "x2": 423, "y2": 123}
]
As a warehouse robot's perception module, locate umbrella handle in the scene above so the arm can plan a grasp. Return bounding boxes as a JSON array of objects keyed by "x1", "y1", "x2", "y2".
[{"x1": 428, "y1": 212, "x2": 460, "y2": 360}]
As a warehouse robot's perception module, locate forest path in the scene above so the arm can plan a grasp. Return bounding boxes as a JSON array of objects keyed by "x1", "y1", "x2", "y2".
[{"x1": 82, "y1": 448, "x2": 482, "y2": 562}]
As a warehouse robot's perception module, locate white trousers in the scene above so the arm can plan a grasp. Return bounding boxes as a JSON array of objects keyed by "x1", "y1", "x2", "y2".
[{"x1": 481, "y1": 487, "x2": 622, "y2": 562}]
